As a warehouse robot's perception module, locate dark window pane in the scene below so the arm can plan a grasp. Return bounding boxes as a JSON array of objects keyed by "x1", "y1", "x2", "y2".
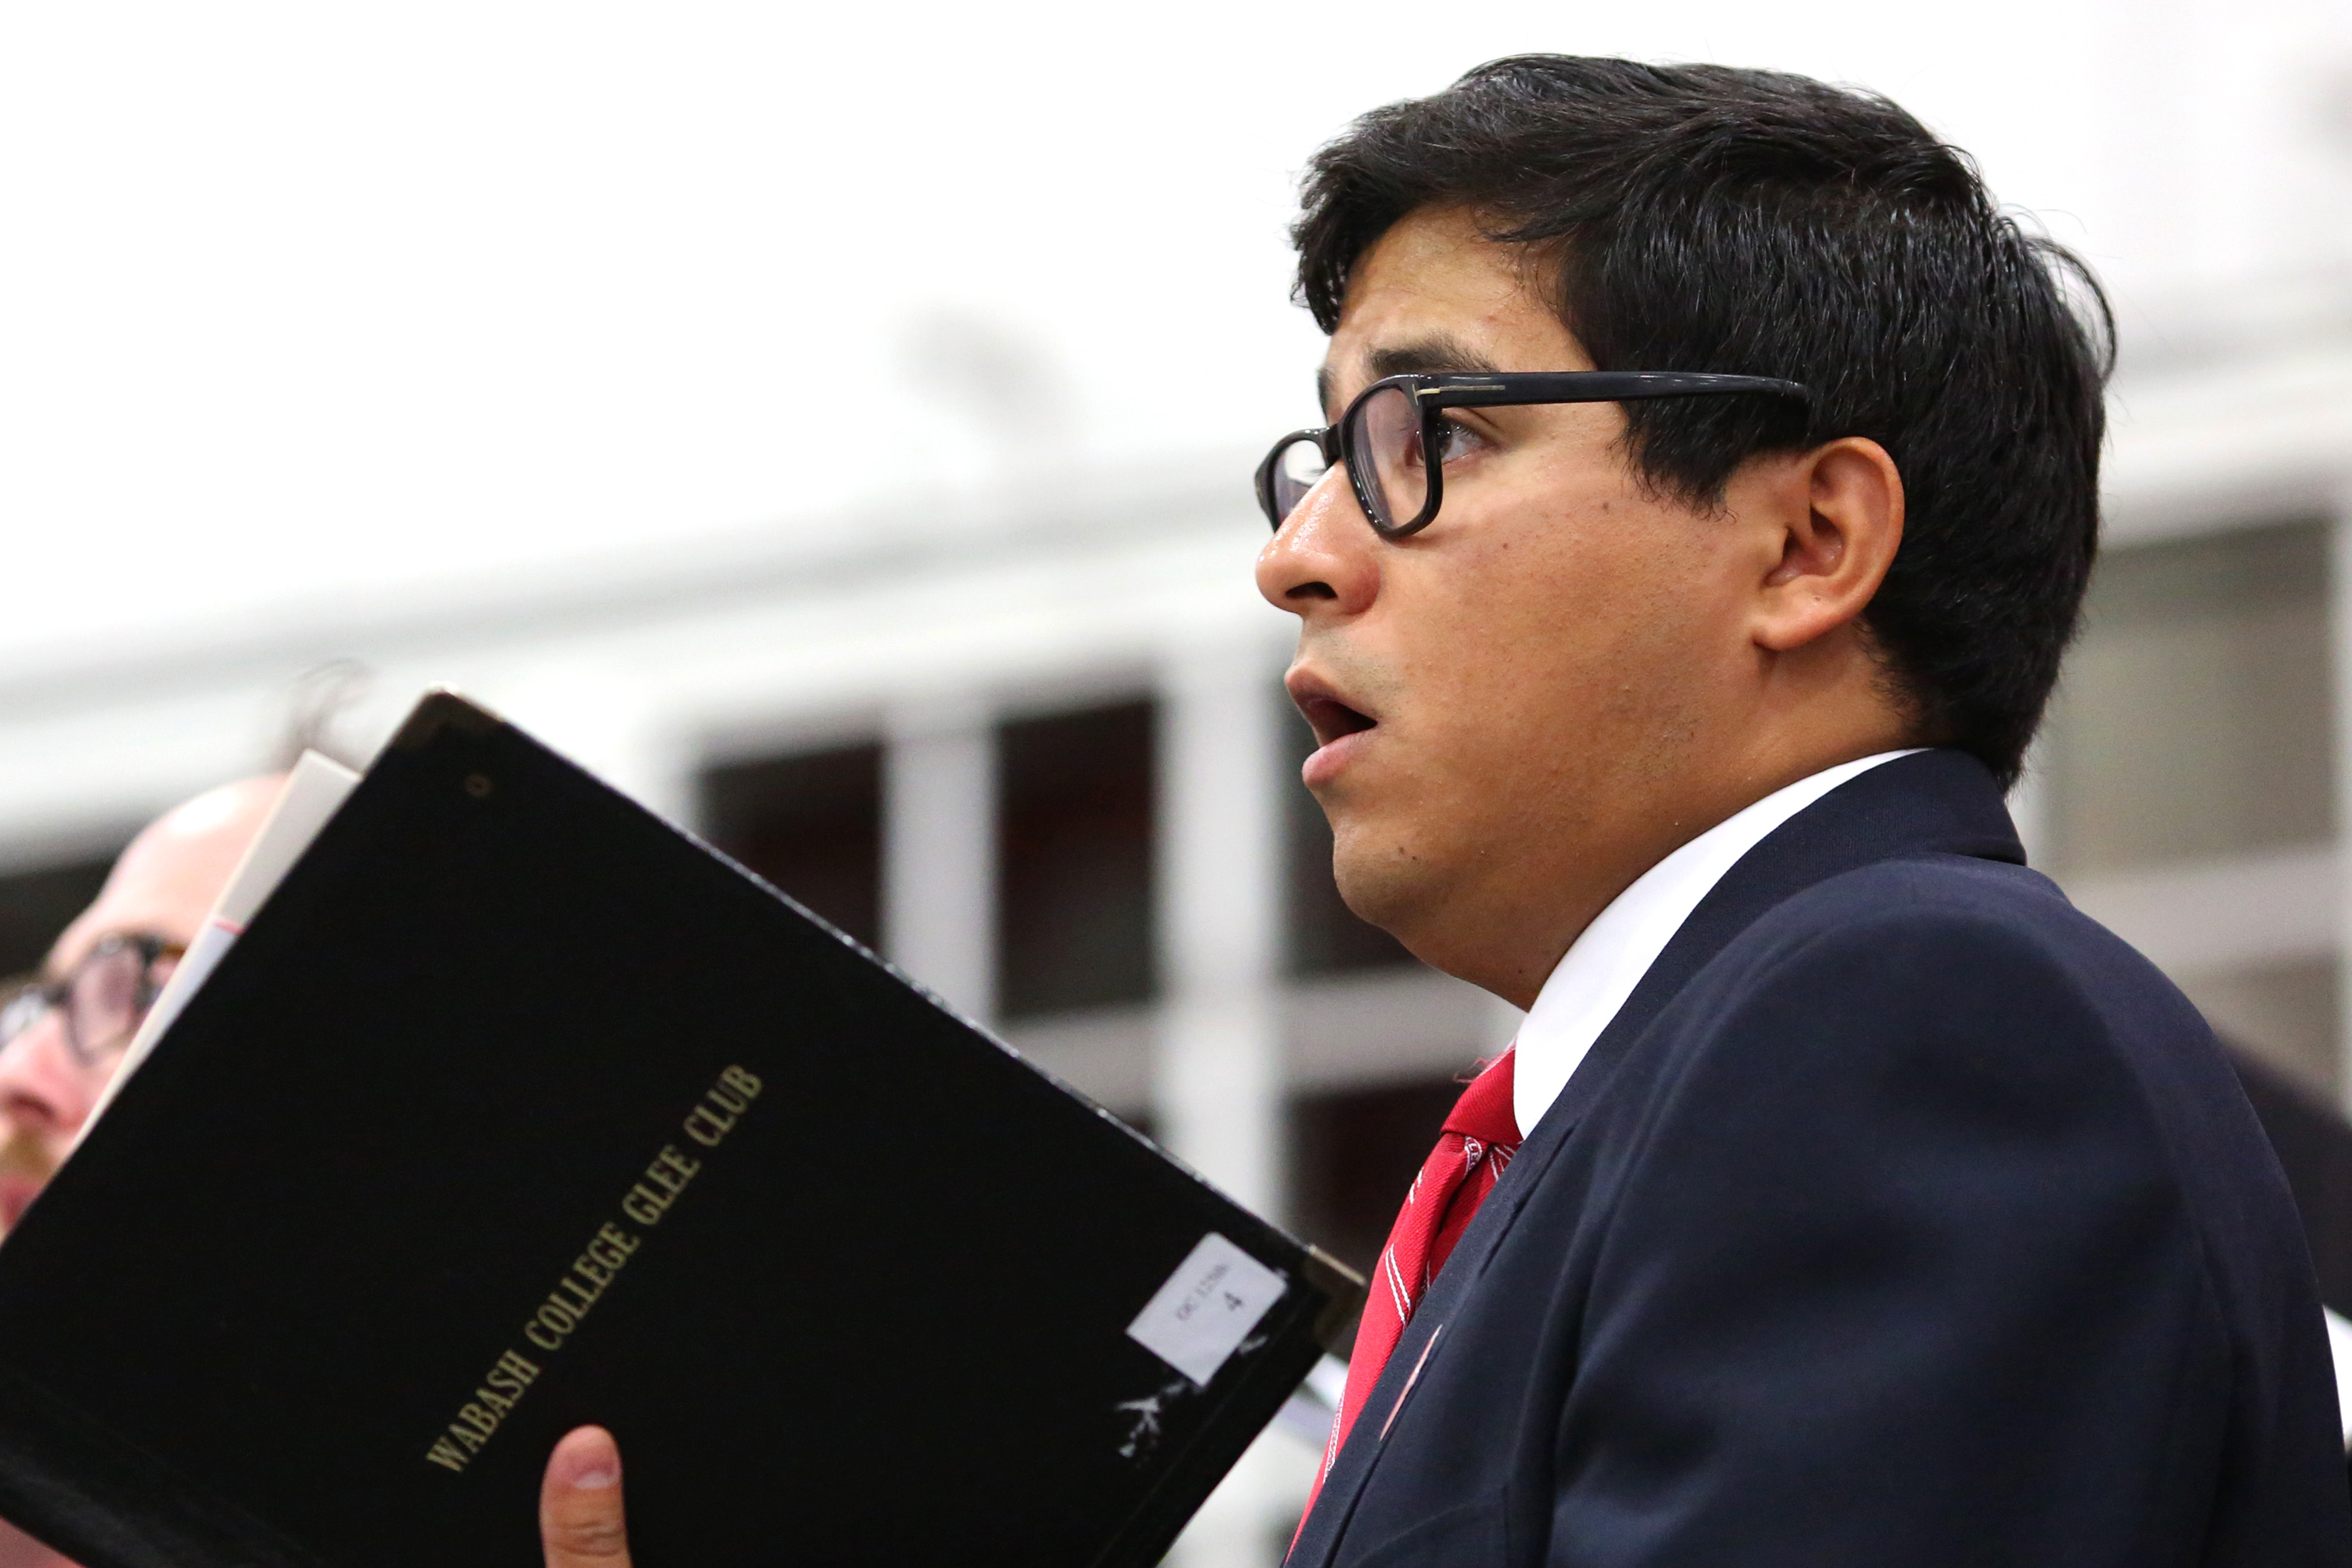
[
  {"x1": 2041, "y1": 519, "x2": 2332, "y2": 874},
  {"x1": 700, "y1": 744, "x2": 883, "y2": 949},
  {"x1": 2178, "y1": 957, "x2": 2340, "y2": 1105},
  {"x1": 998, "y1": 700, "x2": 1155, "y2": 1018},
  {"x1": 1290, "y1": 1077, "x2": 1464, "y2": 1301},
  {"x1": 0, "y1": 855, "x2": 120, "y2": 977},
  {"x1": 1283, "y1": 706, "x2": 1414, "y2": 974}
]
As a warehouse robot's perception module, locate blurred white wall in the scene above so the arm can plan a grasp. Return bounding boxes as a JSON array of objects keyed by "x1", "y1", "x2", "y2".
[{"x1": 0, "y1": 0, "x2": 2346, "y2": 667}]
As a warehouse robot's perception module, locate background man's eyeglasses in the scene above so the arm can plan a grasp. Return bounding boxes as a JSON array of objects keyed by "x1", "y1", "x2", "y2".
[
  {"x1": 0, "y1": 933, "x2": 186, "y2": 1068},
  {"x1": 1256, "y1": 370, "x2": 1812, "y2": 540}
]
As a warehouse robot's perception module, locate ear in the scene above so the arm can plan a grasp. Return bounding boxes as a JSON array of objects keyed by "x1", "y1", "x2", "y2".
[{"x1": 1751, "y1": 436, "x2": 1904, "y2": 653}]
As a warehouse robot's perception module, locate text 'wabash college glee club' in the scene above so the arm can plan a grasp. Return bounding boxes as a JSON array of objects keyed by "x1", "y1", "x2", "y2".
[{"x1": 423, "y1": 1065, "x2": 764, "y2": 1474}]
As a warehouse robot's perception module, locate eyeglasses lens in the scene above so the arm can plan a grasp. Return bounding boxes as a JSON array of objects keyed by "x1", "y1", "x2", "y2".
[
  {"x1": 67, "y1": 944, "x2": 148, "y2": 1059},
  {"x1": 0, "y1": 987, "x2": 43, "y2": 1053},
  {"x1": 0, "y1": 940, "x2": 169, "y2": 1064},
  {"x1": 1268, "y1": 436, "x2": 1330, "y2": 527},
  {"x1": 1350, "y1": 384, "x2": 1425, "y2": 532}
]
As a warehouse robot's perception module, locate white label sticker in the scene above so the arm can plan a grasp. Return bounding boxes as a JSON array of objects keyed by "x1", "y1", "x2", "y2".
[{"x1": 1125, "y1": 1233, "x2": 1287, "y2": 1387}]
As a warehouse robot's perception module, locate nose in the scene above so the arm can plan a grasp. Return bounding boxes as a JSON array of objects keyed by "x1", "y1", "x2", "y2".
[
  {"x1": 1256, "y1": 465, "x2": 1381, "y2": 619},
  {"x1": 0, "y1": 1011, "x2": 97, "y2": 1151}
]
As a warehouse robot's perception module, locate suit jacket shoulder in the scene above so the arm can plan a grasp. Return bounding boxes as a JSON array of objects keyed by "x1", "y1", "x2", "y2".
[
  {"x1": 1294, "y1": 755, "x2": 2351, "y2": 1568},
  {"x1": 1697, "y1": 850, "x2": 2304, "y2": 1348}
]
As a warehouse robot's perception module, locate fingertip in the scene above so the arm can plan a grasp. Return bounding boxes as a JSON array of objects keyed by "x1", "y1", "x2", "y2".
[
  {"x1": 546, "y1": 1425, "x2": 622, "y2": 1492},
  {"x1": 541, "y1": 1425, "x2": 630, "y2": 1565}
]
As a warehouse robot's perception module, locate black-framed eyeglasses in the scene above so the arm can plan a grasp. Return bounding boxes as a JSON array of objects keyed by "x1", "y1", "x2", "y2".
[
  {"x1": 0, "y1": 933, "x2": 186, "y2": 1068},
  {"x1": 1256, "y1": 370, "x2": 1812, "y2": 540}
]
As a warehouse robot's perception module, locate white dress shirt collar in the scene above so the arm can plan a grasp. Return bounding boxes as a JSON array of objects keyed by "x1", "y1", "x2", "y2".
[{"x1": 1512, "y1": 750, "x2": 1925, "y2": 1137}]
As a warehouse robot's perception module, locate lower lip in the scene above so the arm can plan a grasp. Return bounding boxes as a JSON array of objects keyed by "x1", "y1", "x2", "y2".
[{"x1": 1302, "y1": 727, "x2": 1373, "y2": 789}]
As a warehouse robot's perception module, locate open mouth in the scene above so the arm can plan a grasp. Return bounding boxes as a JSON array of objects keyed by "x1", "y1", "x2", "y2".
[{"x1": 1298, "y1": 695, "x2": 1377, "y2": 749}]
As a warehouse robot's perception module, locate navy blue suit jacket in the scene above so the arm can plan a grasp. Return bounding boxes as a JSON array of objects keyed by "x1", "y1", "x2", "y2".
[{"x1": 1290, "y1": 750, "x2": 2351, "y2": 1567}]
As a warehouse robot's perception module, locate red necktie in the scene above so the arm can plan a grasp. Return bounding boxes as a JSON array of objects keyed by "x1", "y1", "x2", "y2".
[{"x1": 1297, "y1": 1049, "x2": 1522, "y2": 1531}]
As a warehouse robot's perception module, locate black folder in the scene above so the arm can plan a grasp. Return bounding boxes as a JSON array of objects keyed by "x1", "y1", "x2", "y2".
[{"x1": 0, "y1": 692, "x2": 1360, "y2": 1568}]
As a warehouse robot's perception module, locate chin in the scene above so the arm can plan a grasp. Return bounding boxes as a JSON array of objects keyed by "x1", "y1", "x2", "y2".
[{"x1": 1330, "y1": 831, "x2": 1441, "y2": 951}]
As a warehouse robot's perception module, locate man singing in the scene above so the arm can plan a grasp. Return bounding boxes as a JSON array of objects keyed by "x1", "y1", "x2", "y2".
[{"x1": 535, "y1": 56, "x2": 2352, "y2": 1564}]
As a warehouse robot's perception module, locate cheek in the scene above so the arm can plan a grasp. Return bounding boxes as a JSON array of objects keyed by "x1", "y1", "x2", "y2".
[
  {"x1": 1428, "y1": 518, "x2": 1648, "y2": 692},
  {"x1": 1409, "y1": 519, "x2": 1721, "y2": 777}
]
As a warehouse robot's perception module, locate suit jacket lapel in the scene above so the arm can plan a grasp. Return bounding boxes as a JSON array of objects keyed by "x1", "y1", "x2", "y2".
[
  {"x1": 1285, "y1": 750, "x2": 2021, "y2": 1568},
  {"x1": 1523, "y1": 748, "x2": 2022, "y2": 1151}
]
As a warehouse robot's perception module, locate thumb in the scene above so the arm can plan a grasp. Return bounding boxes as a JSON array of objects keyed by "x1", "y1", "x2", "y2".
[{"x1": 540, "y1": 1426, "x2": 632, "y2": 1567}]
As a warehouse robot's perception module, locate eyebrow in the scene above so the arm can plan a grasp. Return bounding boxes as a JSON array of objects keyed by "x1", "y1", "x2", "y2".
[
  {"x1": 37, "y1": 928, "x2": 174, "y2": 988},
  {"x1": 1370, "y1": 337, "x2": 1497, "y2": 379},
  {"x1": 1316, "y1": 335, "x2": 1501, "y2": 419}
]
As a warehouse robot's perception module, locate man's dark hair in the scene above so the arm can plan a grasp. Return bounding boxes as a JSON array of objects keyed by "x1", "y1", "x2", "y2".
[{"x1": 1295, "y1": 56, "x2": 2112, "y2": 785}]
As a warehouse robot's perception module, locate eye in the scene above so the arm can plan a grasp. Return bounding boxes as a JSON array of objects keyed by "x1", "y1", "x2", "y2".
[{"x1": 1430, "y1": 414, "x2": 1493, "y2": 466}]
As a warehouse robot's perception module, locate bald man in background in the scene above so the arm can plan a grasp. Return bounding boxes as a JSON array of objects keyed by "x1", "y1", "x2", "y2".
[{"x1": 0, "y1": 777, "x2": 280, "y2": 1568}]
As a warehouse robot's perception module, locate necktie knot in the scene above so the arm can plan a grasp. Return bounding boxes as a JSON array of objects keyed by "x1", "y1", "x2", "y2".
[{"x1": 1441, "y1": 1051, "x2": 1520, "y2": 1148}]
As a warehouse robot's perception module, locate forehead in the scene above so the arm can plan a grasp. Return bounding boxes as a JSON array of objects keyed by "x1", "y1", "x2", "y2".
[
  {"x1": 1321, "y1": 206, "x2": 1590, "y2": 406},
  {"x1": 41, "y1": 777, "x2": 280, "y2": 977},
  {"x1": 46, "y1": 825, "x2": 249, "y2": 977},
  {"x1": 46, "y1": 873, "x2": 206, "y2": 979}
]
